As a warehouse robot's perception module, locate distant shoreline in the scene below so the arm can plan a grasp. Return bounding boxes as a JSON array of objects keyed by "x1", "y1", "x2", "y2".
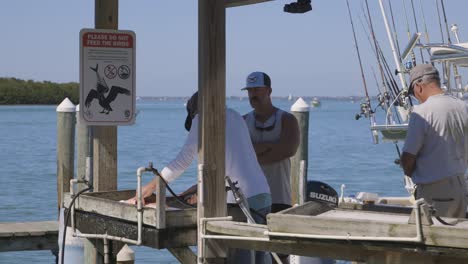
[{"x1": 0, "y1": 95, "x2": 372, "y2": 106}]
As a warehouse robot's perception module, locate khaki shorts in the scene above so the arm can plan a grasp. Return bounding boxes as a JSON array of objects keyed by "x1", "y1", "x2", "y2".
[{"x1": 415, "y1": 174, "x2": 467, "y2": 218}]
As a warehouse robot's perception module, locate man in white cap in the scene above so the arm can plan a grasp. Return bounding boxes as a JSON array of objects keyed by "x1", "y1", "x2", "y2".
[
  {"x1": 242, "y1": 71, "x2": 299, "y2": 214},
  {"x1": 401, "y1": 64, "x2": 468, "y2": 218}
]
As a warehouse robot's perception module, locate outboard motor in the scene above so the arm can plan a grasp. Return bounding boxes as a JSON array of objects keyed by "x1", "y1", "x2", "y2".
[
  {"x1": 306, "y1": 180, "x2": 338, "y2": 207},
  {"x1": 290, "y1": 181, "x2": 337, "y2": 264}
]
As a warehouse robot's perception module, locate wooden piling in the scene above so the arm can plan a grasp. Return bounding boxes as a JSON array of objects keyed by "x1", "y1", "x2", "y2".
[
  {"x1": 198, "y1": 0, "x2": 227, "y2": 262},
  {"x1": 290, "y1": 98, "x2": 310, "y2": 205},
  {"x1": 93, "y1": 0, "x2": 118, "y2": 193},
  {"x1": 56, "y1": 98, "x2": 76, "y2": 213},
  {"x1": 82, "y1": 1, "x2": 120, "y2": 263}
]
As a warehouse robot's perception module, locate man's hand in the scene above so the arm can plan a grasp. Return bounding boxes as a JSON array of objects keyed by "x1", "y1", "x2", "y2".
[
  {"x1": 400, "y1": 152, "x2": 417, "y2": 177},
  {"x1": 124, "y1": 196, "x2": 146, "y2": 206}
]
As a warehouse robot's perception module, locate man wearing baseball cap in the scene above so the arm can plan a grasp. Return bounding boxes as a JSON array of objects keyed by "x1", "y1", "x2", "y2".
[
  {"x1": 401, "y1": 64, "x2": 468, "y2": 218},
  {"x1": 242, "y1": 71, "x2": 300, "y2": 214}
]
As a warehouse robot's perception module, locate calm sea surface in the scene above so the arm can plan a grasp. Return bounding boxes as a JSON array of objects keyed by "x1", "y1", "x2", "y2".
[{"x1": 0, "y1": 98, "x2": 408, "y2": 263}]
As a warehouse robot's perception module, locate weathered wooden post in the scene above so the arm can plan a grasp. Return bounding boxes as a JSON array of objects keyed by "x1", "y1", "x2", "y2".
[
  {"x1": 290, "y1": 98, "x2": 309, "y2": 205},
  {"x1": 93, "y1": 0, "x2": 118, "y2": 192},
  {"x1": 82, "y1": 2, "x2": 119, "y2": 263},
  {"x1": 198, "y1": 0, "x2": 227, "y2": 263},
  {"x1": 56, "y1": 97, "x2": 76, "y2": 213}
]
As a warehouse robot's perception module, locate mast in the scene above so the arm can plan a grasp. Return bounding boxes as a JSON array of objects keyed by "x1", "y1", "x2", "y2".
[{"x1": 378, "y1": 0, "x2": 407, "y2": 90}]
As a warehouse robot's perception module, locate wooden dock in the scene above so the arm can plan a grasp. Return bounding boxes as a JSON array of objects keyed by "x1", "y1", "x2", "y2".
[
  {"x1": 63, "y1": 190, "x2": 468, "y2": 263},
  {"x1": 0, "y1": 221, "x2": 58, "y2": 252}
]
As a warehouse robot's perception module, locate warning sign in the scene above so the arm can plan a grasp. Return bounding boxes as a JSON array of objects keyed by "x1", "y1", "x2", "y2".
[{"x1": 80, "y1": 29, "x2": 136, "y2": 125}]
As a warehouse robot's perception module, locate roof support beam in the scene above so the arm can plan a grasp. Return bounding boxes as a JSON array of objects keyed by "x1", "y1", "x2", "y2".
[{"x1": 226, "y1": 0, "x2": 273, "y2": 8}]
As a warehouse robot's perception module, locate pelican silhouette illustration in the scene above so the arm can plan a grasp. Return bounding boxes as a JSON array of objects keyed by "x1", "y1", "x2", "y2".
[{"x1": 85, "y1": 64, "x2": 131, "y2": 114}]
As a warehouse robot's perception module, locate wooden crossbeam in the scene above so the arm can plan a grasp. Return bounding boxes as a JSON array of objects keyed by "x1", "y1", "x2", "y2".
[{"x1": 226, "y1": 0, "x2": 273, "y2": 8}]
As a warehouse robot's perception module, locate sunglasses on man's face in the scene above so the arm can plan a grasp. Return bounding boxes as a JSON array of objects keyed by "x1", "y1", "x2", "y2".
[
  {"x1": 254, "y1": 113, "x2": 276, "y2": 131},
  {"x1": 408, "y1": 79, "x2": 423, "y2": 96}
]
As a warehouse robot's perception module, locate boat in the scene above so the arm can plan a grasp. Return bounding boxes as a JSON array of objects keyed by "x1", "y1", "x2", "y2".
[
  {"x1": 311, "y1": 97, "x2": 321, "y2": 107},
  {"x1": 288, "y1": 93, "x2": 293, "y2": 101},
  {"x1": 340, "y1": 0, "x2": 468, "y2": 215}
]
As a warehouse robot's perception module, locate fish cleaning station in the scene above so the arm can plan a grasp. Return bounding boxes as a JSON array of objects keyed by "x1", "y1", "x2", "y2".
[{"x1": 3, "y1": 0, "x2": 468, "y2": 264}]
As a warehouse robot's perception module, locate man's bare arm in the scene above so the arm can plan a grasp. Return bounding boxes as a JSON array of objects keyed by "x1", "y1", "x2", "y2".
[{"x1": 256, "y1": 113, "x2": 300, "y2": 165}]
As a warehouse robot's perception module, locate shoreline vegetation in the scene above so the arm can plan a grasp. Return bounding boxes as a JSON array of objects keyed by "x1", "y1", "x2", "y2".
[
  {"x1": 0, "y1": 78, "x2": 79, "y2": 105},
  {"x1": 0, "y1": 77, "x2": 371, "y2": 105}
]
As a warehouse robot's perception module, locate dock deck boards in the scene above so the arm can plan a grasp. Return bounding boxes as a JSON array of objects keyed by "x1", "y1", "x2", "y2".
[{"x1": 0, "y1": 221, "x2": 58, "y2": 252}]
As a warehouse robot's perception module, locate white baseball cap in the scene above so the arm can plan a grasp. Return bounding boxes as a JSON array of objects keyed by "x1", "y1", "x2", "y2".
[{"x1": 241, "y1": 72, "x2": 271, "y2": 90}]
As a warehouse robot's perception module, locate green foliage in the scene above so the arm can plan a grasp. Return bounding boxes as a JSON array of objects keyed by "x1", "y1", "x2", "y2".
[{"x1": 0, "y1": 78, "x2": 79, "y2": 105}]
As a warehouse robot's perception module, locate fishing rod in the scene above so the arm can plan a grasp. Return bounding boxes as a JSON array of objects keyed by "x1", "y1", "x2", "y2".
[
  {"x1": 366, "y1": 1, "x2": 405, "y2": 97},
  {"x1": 419, "y1": 0, "x2": 433, "y2": 60},
  {"x1": 440, "y1": 0, "x2": 461, "y2": 93},
  {"x1": 371, "y1": 67, "x2": 384, "y2": 98},
  {"x1": 345, "y1": 0, "x2": 373, "y2": 122},
  {"x1": 364, "y1": 0, "x2": 388, "y2": 99},
  {"x1": 410, "y1": 0, "x2": 425, "y2": 62},
  {"x1": 419, "y1": 0, "x2": 430, "y2": 44},
  {"x1": 402, "y1": 0, "x2": 417, "y2": 66},
  {"x1": 358, "y1": 11, "x2": 402, "y2": 106},
  {"x1": 435, "y1": 0, "x2": 445, "y2": 43},
  {"x1": 388, "y1": 0, "x2": 402, "y2": 63},
  {"x1": 435, "y1": 0, "x2": 447, "y2": 84},
  {"x1": 377, "y1": 0, "x2": 408, "y2": 93},
  {"x1": 440, "y1": 0, "x2": 452, "y2": 44},
  {"x1": 357, "y1": 13, "x2": 395, "y2": 98}
]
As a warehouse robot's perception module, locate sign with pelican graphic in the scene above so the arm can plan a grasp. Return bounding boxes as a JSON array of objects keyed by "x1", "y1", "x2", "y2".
[{"x1": 80, "y1": 28, "x2": 136, "y2": 125}]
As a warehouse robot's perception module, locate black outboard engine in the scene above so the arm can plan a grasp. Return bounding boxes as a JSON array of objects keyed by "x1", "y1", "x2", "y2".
[{"x1": 306, "y1": 181, "x2": 338, "y2": 207}]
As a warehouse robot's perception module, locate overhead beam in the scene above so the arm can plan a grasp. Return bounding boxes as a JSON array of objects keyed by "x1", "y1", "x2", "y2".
[{"x1": 226, "y1": 0, "x2": 273, "y2": 8}]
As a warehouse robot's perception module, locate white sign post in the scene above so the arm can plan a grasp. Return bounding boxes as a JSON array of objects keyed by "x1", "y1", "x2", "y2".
[{"x1": 80, "y1": 29, "x2": 136, "y2": 125}]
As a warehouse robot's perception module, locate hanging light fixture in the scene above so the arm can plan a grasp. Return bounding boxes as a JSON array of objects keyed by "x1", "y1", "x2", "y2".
[{"x1": 284, "y1": 0, "x2": 312, "y2": 14}]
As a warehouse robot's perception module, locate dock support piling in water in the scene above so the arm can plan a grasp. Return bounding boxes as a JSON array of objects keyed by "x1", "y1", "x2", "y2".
[
  {"x1": 290, "y1": 98, "x2": 310, "y2": 205},
  {"x1": 56, "y1": 98, "x2": 76, "y2": 214}
]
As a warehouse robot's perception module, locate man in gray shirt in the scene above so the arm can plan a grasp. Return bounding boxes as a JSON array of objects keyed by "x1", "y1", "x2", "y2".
[{"x1": 401, "y1": 64, "x2": 468, "y2": 218}]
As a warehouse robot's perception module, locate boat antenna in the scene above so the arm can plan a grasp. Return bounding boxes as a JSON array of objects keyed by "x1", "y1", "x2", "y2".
[
  {"x1": 345, "y1": 0, "x2": 370, "y2": 104},
  {"x1": 402, "y1": 0, "x2": 417, "y2": 66},
  {"x1": 410, "y1": 0, "x2": 425, "y2": 62}
]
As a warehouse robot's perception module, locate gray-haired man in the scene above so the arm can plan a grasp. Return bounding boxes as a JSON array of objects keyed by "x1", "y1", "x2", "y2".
[{"x1": 401, "y1": 64, "x2": 468, "y2": 218}]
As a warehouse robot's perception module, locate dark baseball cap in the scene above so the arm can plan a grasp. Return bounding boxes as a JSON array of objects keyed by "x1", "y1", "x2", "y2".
[
  {"x1": 408, "y1": 64, "x2": 440, "y2": 95},
  {"x1": 184, "y1": 92, "x2": 198, "y2": 131}
]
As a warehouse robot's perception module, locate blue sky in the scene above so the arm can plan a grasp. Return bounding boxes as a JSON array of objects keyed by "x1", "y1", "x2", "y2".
[{"x1": 1, "y1": 0, "x2": 467, "y2": 96}]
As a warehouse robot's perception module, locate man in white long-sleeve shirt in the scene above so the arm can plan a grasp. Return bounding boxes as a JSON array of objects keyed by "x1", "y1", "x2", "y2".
[{"x1": 127, "y1": 92, "x2": 272, "y2": 263}]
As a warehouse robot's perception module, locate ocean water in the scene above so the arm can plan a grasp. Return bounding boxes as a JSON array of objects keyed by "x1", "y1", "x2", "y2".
[{"x1": 0, "y1": 98, "x2": 408, "y2": 263}]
